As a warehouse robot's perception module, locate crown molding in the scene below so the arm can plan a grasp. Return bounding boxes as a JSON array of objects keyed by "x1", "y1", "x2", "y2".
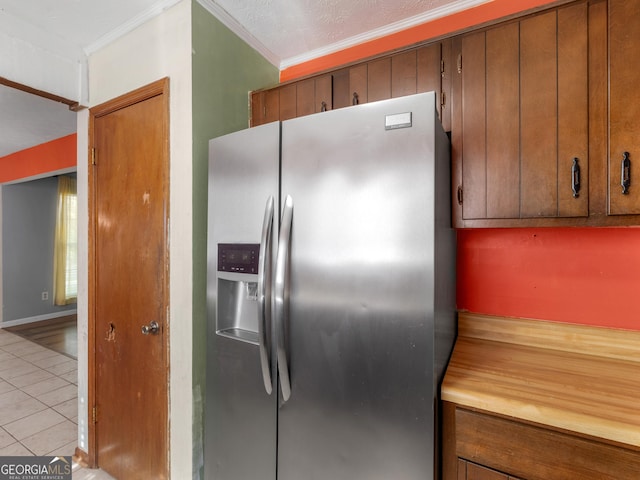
[
  {"x1": 84, "y1": 0, "x2": 182, "y2": 56},
  {"x1": 83, "y1": 0, "x2": 491, "y2": 71},
  {"x1": 195, "y1": 0, "x2": 281, "y2": 68},
  {"x1": 280, "y1": 0, "x2": 492, "y2": 70}
]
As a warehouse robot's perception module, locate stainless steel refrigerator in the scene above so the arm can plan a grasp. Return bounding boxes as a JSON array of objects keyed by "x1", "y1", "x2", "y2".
[{"x1": 205, "y1": 92, "x2": 456, "y2": 480}]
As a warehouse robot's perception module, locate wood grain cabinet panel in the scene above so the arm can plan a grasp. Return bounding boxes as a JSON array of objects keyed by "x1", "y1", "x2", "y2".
[
  {"x1": 557, "y1": 2, "x2": 589, "y2": 217},
  {"x1": 460, "y1": 30, "x2": 487, "y2": 220},
  {"x1": 465, "y1": 461, "x2": 512, "y2": 480},
  {"x1": 295, "y1": 78, "x2": 315, "y2": 117},
  {"x1": 445, "y1": 404, "x2": 640, "y2": 480},
  {"x1": 609, "y1": 0, "x2": 640, "y2": 214},
  {"x1": 417, "y1": 42, "x2": 446, "y2": 129},
  {"x1": 314, "y1": 74, "x2": 333, "y2": 113},
  {"x1": 453, "y1": 1, "x2": 589, "y2": 225},
  {"x1": 391, "y1": 50, "x2": 417, "y2": 98},
  {"x1": 486, "y1": 22, "x2": 519, "y2": 219},
  {"x1": 520, "y1": 11, "x2": 559, "y2": 218},
  {"x1": 296, "y1": 74, "x2": 333, "y2": 116},
  {"x1": 250, "y1": 88, "x2": 280, "y2": 127},
  {"x1": 367, "y1": 57, "x2": 391, "y2": 102},
  {"x1": 333, "y1": 64, "x2": 368, "y2": 108},
  {"x1": 279, "y1": 84, "x2": 297, "y2": 121},
  {"x1": 251, "y1": 42, "x2": 446, "y2": 130},
  {"x1": 349, "y1": 64, "x2": 368, "y2": 106}
]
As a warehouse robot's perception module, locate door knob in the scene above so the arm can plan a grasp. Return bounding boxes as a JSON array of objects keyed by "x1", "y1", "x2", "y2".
[{"x1": 141, "y1": 321, "x2": 159, "y2": 335}]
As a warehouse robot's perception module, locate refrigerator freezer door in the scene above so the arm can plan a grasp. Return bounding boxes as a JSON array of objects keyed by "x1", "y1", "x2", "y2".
[
  {"x1": 205, "y1": 122, "x2": 280, "y2": 480},
  {"x1": 278, "y1": 93, "x2": 447, "y2": 480}
]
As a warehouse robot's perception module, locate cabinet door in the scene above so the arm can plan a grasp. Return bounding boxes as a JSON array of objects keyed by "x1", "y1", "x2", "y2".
[
  {"x1": 521, "y1": 5, "x2": 588, "y2": 218},
  {"x1": 334, "y1": 65, "x2": 368, "y2": 108},
  {"x1": 392, "y1": 50, "x2": 417, "y2": 97},
  {"x1": 459, "y1": 30, "x2": 488, "y2": 220},
  {"x1": 368, "y1": 57, "x2": 391, "y2": 102},
  {"x1": 250, "y1": 89, "x2": 280, "y2": 127},
  {"x1": 454, "y1": 2, "x2": 589, "y2": 224},
  {"x1": 417, "y1": 42, "x2": 445, "y2": 129},
  {"x1": 296, "y1": 78, "x2": 315, "y2": 117},
  {"x1": 279, "y1": 84, "x2": 297, "y2": 121},
  {"x1": 350, "y1": 64, "x2": 368, "y2": 106},
  {"x1": 486, "y1": 22, "x2": 519, "y2": 219},
  {"x1": 609, "y1": 0, "x2": 640, "y2": 214},
  {"x1": 558, "y1": 2, "x2": 589, "y2": 216},
  {"x1": 466, "y1": 462, "x2": 509, "y2": 480},
  {"x1": 314, "y1": 74, "x2": 332, "y2": 113},
  {"x1": 296, "y1": 74, "x2": 333, "y2": 116}
]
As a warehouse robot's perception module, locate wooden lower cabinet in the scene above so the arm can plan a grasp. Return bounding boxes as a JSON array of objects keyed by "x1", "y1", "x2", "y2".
[
  {"x1": 443, "y1": 402, "x2": 640, "y2": 480},
  {"x1": 459, "y1": 460, "x2": 520, "y2": 480}
]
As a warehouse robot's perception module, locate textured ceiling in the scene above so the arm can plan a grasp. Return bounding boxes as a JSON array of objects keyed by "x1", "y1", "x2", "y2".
[
  {"x1": 0, "y1": 0, "x2": 478, "y2": 158},
  {"x1": 214, "y1": 0, "x2": 462, "y2": 61},
  {"x1": 0, "y1": 85, "x2": 76, "y2": 158}
]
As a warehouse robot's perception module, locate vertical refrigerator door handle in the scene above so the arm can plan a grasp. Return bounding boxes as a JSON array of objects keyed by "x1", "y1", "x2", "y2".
[
  {"x1": 258, "y1": 196, "x2": 274, "y2": 394},
  {"x1": 275, "y1": 195, "x2": 293, "y2": 402}
]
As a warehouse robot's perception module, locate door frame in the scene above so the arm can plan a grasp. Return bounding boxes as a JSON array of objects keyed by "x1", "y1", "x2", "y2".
[{"x1": 86, "y1": 78, "x2": 170, "y2": 469}]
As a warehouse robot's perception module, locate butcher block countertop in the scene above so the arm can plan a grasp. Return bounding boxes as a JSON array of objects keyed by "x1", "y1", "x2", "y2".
[{"x1": 441, "y1": 313, "x2": 640, "y2": 449}]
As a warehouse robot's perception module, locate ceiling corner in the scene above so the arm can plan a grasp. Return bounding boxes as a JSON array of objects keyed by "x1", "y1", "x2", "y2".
[{"x1": 195, "y1": 0, "x2": 281, "y2": 70}]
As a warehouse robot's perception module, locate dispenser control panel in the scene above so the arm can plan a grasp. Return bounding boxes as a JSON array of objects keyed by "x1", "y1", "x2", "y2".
[{"x1": 218, "y1": 243, "x2": 260, "y2": 274}]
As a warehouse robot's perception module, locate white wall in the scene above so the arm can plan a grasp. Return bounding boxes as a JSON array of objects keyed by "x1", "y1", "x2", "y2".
[{"x1": 79, "y1": 1, "x2": 193, "y2": 477}]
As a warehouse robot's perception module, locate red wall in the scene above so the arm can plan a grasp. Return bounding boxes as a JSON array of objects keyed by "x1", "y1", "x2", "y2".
[
  {"x1": 457, "y1": 228, "x2": 640, "y2": 330},
  {"x1": 0, "y1": 134, "x2": 77, "y2": 183},
  {"x1": 280, "y1": 0, "x2": 640, "y2": 331}
]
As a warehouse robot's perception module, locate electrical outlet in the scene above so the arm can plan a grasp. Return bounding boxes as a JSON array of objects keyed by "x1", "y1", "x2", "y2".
[{"x1": 41, "y1": 291, "x2": 49, "y2": 301}]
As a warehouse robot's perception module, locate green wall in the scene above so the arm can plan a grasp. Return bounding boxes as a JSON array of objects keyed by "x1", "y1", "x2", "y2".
[{"x1": 191, "y1": 2, "x2": 279, "y2": 477}]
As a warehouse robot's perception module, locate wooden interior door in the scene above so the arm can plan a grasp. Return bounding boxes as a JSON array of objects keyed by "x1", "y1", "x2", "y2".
[{"x1": 89, "y1": 78, "x2": 169, "y2": 480}]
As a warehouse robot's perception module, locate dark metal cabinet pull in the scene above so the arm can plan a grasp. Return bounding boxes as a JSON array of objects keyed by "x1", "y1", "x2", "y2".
[
  {"x1": 321, "y1": 101, "x2": 327, "y2": 112},
  {"x1": 571, "y1": 158, "x2": 580, "y2": 198},
  {"x1": 622, "y1": 151, "x2": 631, "y2": 195},
  {"x1": 352, "y1": 92, "x2": 359, "y2": 105}
]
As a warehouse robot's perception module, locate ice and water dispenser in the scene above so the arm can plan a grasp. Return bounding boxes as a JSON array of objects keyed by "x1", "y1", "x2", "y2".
[{"x1": 215, "y1": 243, "x2": 261, "y2": 344}]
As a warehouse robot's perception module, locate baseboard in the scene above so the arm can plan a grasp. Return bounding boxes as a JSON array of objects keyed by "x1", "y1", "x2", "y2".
[
  {"x1": 0, "y1": 310, "x2": 77, "y2": 328},
  {"x1": 73, "y1": 446, "x2": 90, "y2": 468}
]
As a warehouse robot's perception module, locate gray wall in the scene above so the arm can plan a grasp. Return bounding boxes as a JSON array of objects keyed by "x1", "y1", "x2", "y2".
[{"x1": 2, "y1": 176, "x2": 76, "y2": 322}]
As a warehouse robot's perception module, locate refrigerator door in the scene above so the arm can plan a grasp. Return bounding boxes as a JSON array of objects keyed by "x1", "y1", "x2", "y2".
[
  {"x1": 278, "y1": 93, "x2": 447, "y2": 480},
  {"x1": 205, "y1": 122, "x2": 280, "y2": 480}
]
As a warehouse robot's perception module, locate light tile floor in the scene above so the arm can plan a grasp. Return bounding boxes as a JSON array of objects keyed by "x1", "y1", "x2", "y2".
[{"x1": 0, "y1": 328, "x2": 115, "y2": 479}]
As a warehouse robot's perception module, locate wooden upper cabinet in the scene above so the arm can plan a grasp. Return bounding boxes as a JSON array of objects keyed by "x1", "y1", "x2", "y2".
[
  {"x1": 279, "y1": 84, "x2": 297, "y2": 121},
  {"x1": 251, "y1": 41, "x2": 447, "y2": 131},
  {"x1": 418, "y1": 41, "x2": 449, "y2": 131},
  {"x1": 453, "y1": 1, "x2": 589, "y2": 225},
  {"x1": 333, "y1": 64, "x2": 367, "y2": 108},
  {"x1": 609, "y1": 0, "x2": 640, "y2": 215},
  {"x1": 250, "y1": 88, "x2": 280, "y2": 127},
  {"x1": 296, "y1": 78, "x2": 316, "y2": 117},
  {"x1": 392, "y1": 50, "x2": 417, "y2": 97},
  {"x1": 314, "y1": 74, "x2": 333, "y2": 113},
  {"x1": 250, "y1": 74, "x2": 333, "y2": 126},
  {"x1": 297, "y1": 74, "x2": 333, "y2": 116},
  {"x1": 368, "y1": 57, "x2": 392, "y2": 102}
]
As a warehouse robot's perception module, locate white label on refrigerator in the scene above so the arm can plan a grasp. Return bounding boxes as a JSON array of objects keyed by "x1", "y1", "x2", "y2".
[{"x1": 385, "y1": 112, "x2": 412, "y2": 130}]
